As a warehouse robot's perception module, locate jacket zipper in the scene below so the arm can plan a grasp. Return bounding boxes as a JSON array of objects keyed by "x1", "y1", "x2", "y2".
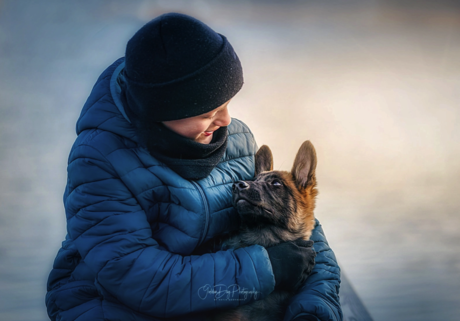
[{"x1": 191, "y1": 181, "x2": 210, "y2": 246}]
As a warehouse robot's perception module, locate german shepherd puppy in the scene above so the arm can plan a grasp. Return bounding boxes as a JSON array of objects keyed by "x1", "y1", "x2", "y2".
[{"x1": 212, "y1": 140, "x2": 318, "y2": 321}]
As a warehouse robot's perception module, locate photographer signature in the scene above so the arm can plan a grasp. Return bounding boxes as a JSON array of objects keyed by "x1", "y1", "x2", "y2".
[{"x1": 197, "y1": 284, "x2": 259, "y2": 301}]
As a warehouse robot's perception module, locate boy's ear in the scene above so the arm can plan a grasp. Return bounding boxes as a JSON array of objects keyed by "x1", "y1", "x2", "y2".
[
  {"x1": 291, "y1": 141, "x2": 317, "y2": 189},
  {"x1": 255, "y1": 145, "x2": 273, "y2": 176}
]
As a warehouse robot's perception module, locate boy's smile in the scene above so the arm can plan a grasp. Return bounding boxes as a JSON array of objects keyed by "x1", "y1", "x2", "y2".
[{"x1": 162, "y1": 100, "x2": 232, "y2": 144}]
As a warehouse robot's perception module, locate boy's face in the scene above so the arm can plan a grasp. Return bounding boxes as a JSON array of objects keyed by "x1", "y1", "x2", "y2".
[{"x1": 162, "y1": 100, "x2": 232, "y2": 144}]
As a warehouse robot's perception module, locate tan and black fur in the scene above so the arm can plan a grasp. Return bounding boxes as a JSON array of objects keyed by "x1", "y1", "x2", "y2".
[{"x1": 211, "y1": 141, "x2": 319, "y2": 321}]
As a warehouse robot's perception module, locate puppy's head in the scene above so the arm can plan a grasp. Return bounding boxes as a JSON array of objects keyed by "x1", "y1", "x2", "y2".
[{"x1": 232, "y1": 141, "x2": 318, "y2": 237}]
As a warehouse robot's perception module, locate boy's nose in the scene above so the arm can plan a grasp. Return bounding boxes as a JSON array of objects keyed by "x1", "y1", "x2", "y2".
[{"x1": 215, "y1": 107, "x2": 231, "y2": 127}]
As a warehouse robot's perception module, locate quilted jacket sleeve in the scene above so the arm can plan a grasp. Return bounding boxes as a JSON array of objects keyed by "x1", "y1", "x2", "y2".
[
  {"x1": 284, "y1": 220, "x2": 342, "y2": 321},
  {"x1": 65, "y1": 134, "x2": 275, "y2": 318}
]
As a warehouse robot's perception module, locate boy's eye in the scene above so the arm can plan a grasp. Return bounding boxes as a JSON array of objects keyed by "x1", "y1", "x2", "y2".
[{"x1": 271, "y1": 180, "x2": 282, "y2": 186}]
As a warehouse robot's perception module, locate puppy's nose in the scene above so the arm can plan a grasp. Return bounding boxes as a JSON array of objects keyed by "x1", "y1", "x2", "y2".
[{"x1": 233, "y1": 180, "x2": 249, "y2": 191}]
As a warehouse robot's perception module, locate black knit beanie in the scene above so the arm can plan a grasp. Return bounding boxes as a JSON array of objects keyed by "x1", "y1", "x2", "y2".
[{"x1": 123, "y1": 12, "x2": 244, "y2": 121}]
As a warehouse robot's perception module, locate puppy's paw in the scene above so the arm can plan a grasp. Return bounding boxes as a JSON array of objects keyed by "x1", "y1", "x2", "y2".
[
  {"x1": 294, "y1": 239, "x2": 314, "y2": 248},
  {"x1": 297, "y1": 248, "x2": 316, "y2": 287},
  {"x1": 304, "y1": 247, "x2": 316, "y2": 276},
  {"x1": 293, "y1": 238, "x2": 316, "y2": 280},
  {"x1": 294, "y1": 239, "x2": 316, "y2": 269}
]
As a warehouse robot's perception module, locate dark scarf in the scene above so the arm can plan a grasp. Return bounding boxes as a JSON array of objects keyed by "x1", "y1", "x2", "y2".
[{"x1": 119, "y1": 75, "x2": 227, "y2": 181}]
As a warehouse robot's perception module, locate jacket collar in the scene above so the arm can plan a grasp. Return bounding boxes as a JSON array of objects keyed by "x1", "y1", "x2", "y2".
[{"x1": 110, "y1": 61, "x2": 131, "y2": 124}]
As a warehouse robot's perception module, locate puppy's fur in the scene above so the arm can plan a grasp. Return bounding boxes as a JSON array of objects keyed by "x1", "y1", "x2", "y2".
[{"x1": 211, "y1": 141, "x2": 319, "y2": 321}]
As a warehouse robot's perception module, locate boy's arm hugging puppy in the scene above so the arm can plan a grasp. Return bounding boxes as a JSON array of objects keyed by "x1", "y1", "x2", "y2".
[{"x1": 45, "y1": 12, "x2": 342, "y2": 321}]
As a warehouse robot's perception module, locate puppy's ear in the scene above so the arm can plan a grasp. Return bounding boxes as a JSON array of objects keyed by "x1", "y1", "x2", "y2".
[
  {"x1": 255, "y1": 145, "x2": 273, "y2": 176},
  {"x1": 291, "y1": 141, "x2": 317, "y2": 189}
]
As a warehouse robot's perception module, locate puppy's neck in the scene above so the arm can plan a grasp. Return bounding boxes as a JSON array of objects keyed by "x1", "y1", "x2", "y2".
[{"x1": 225, "y1": 224, "x2": 305, "y2": 249}]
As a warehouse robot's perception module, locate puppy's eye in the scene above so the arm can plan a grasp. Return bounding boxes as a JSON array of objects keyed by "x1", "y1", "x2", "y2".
[{"x1": 271, "y1": 180, "x2": 282, "y2": 186}]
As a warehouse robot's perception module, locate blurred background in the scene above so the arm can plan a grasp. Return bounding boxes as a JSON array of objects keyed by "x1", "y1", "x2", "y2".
[{"x1": 1, "y1": 0, "x2": 459, "y2": 320}]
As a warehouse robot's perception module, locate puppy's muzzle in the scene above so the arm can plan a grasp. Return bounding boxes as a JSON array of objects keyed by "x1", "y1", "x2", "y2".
[{"x1": 232, "y1": 181, "x2": 249, "y2": 192}]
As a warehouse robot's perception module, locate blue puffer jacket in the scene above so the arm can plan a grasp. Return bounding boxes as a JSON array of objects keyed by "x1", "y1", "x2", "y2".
[{"x1": 45, "y1": 58, "x2": 342, "y2": 321}]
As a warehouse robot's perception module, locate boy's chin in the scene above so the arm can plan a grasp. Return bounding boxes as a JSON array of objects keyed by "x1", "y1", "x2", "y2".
[{"x1": 195, "y1": 133, "x2": 213, "y2": 144}]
